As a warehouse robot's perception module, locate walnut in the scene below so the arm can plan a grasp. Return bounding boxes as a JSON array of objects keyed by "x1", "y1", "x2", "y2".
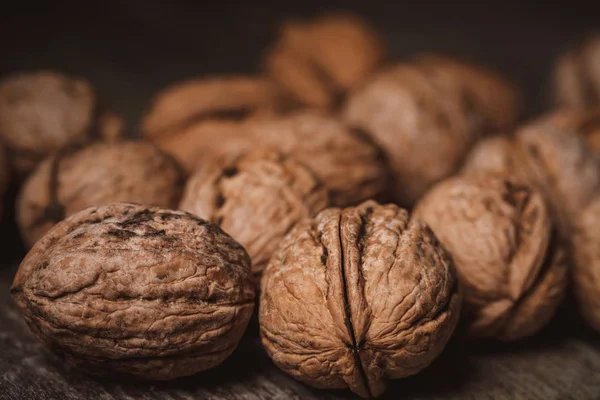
[
  {"x1": 17, "y1": 141, "x2": 185, "y2": 247},
  {"x1": 553, "y1": 35, "x2": 600, "y2": 108},
  {"x1": 11, "y1": 203, "x2": 255, "y2": 380},
  {"x1": 180, "y1": 150, "x2": 329, "y2": 275},
  {"x1": 154, "y1": 111, "x2": 390, "y2": 207},
  {"x1": 140, "y1": 75, "x2": 280, "y2": 142},
  {"x1": 537, "y1": 107, "x2": 600, "y2": 154},
  {"x1": 413, "y1": 174, "x2": 567, "y2": 341},
  {"x1": 461, "y1": 122, "x2": 600, "y2": 331},
  {"x1": 260, "y1": 201, "x2": 461, "y2": 398},
  {"x1": 263, "y1": 13, "x2": 385, "y2": 110},
  {"x1": 0, "y1": 71, "x2": 124, "y2": 177},
  {"x1": 461, "y1": 135, "x2": 514, "y2": 177}
]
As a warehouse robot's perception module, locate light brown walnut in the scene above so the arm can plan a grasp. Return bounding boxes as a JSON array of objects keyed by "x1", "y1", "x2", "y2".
[
  {"x1": 538, "y1": 107, "x2": 600, "y2": 154},
  {"x1": 263, "y1": 13, "x2": 385, "y2": 110},
  {"x1": 260, "y1": 201, "x2": 461, "y2": 398},
  {"x1": 11, "y1": 203, "x2": 255, "y2": 380},
  {"x1": 180, "y1": 150, "x2": 329, "y2": 275},
  {"x1": 17, "y1": 141, "x2": 185, "y2": 247},
  {"x1": 0, "y1": 71, "x2": 124, "y2": 177},
  {"x1": 414, "y1": 174, "x2": 567, "y2": 341}
]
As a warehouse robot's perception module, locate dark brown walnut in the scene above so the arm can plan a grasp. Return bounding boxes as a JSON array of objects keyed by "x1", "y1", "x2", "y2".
[
  {"x1": 156, "y1": 111, "x2": 390, "y2": 207},
  {"x1": 263, "y1": 13, "x2": 385, "y2": 110},
  {"x1": 414, "y1": 174, "x2": 567, "y2": 341},
  {"x1": 413, "y1": 54, "x2": 521, "y2": 134},
  {"x1": 17, "y1": 141, "x2": 185, "y2": 247},
  {"x1": 537, "y1": 107, "x2": 600, "y2": 154},
  {"x1": 140, "y1": 75, "x2": 280, "y2": 141},
  {"x1": 553, "y1": 35, "x2": 600, "y2": 108},
  {"x1": 180, "y1": 150, "x2": 329, "y2": 275},
  {"x1": 0, "y1": 71, "x2": 124, "y2": 177},
  {"x1": 461, "y1": 122, "x2": 600, "y2": 331},
  {"x1": 11, "y1": 203, "x2": 255, "y2": 380},
  {"x1": 260, "y1": 201, "x2": 461, "y2": 398},
  {"x1": 342, "y1": 63, "x2": 474, "y2": 206}
]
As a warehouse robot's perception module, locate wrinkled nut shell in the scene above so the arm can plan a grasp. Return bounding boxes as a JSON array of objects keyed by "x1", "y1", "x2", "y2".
[
  {"x1": 413, "y1": 174, "x2": 567, "y2": 341},
  {"x1": 263, "y1": 13, "x2": 384, "y2": 109},
  {"x1": 180, "y1": 149, "x2": 329, "y2": 276},
  {"x1": 17, "y1": 141, "x2": 185, "y2": 247},
  {"x1": 260, "y1": 201, "x2": 460, "y2": 398},
  {"x1": 141, "y1": 76, "x2": 280, "y2": 141},
  {"x1": 0, "y1": 71, "x2": 124, "y2": 176},
  {"x1": 11, "y1": 203, "x2": 255, "y2": 380}
]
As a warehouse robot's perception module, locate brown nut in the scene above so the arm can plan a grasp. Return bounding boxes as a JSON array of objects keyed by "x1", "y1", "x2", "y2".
[
  {"x1": 553, "y1": 35, "x2": 600, "y2": 108},
  {"x1": 461, "y1": 135, "x2": 514, "y2": 177},
  {"x1": 17, "y1": 141, "x2": 185, "y2": 247},
  {"x1": 11, "y1": 203, "x2": 255, "y2": 380},
  {"x1": 0, "y1": 71, "x2": 124, "y2": 177},
  {"x1": 538, "y1": 107, "x2": 600, "y2": 154},
  {"x1": 180, "y1": 150, "x2": 329, "y2": 275},
  {"x1": 140, "y1": 75, "x2": 280, "y2": 141},
  {"x1": 263, "y1": 13, "x2": 385, "y2": 110},
  {"x1": 413, "y1": 54, "x2": 521, "y2": 134},
  {"x1": 414, "y1": 174, "x2": 567, "y2": 341},
  {"x1": 260, "y1": 201, "x2": 461, "y2": 398},
  {"x1": 342, "y1": 63, "x2": 474, "y2": 206},
  {"x1": 155, "y1": 111, "x2": 390, "y2": 207}
]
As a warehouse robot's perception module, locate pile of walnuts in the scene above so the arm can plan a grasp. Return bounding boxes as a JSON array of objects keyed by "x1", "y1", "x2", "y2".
[{"x1": 2, "y1": 12, "x2": 600, "y2": 399}]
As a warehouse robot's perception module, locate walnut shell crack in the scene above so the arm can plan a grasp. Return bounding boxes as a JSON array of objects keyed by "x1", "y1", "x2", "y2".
[
  {"x1": 11, "y1": 203, "x2": 255, "y2": 380},
  {"x1": 180, "y1": 149, "x2": 329, "y2": 275},
  {"x1": 414, "y1": 174, "x2": 567, "y2": 341},
  {"x1": 260, "y1": 201, "x2": 461, "y2": 398}
]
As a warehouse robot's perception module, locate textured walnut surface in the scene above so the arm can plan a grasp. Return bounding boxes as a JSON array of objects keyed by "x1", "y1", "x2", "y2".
[
  {"x1": 11, "y1": 203, "x2": 255, "y2": 380},
  {"x1": 0, "y1": 71, "x2": 123, "y2": 176},
  {"x1": 17, "y1": 141, "x2": 185, "y2": 248},
  {"x1": 141, "y1": 75, "x2": 280, "y2": 141},
  {"x1": 263, "y1": 13, "x2": 384, "y2": 110},
  {"x1": 553, "y1": 35, "x2": 600, "y2": 108},
  {"x1": 414, "y1": 174, "x2": 567, "y2": 341},
  {"x1": 260, "y1": 201, "x2": 461, "y2": 398},
  {"x1": 180, "y1": 150, "x2": 329, "y2": 275}
]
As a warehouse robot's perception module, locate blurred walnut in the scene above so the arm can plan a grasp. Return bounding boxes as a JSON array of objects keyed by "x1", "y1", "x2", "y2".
[
  {"x1": 18, "y1": 141, "x2": 184, "y2": 247},
  {"x1": 141, "y1": 75, "x2": 280, "y2": 141},
  {"x1": 155, "y1": 111, "x2": 390, "y2": 207},
  {"x1": 260, "y1": 201, "x2": 460, "y2": 398},
  {"x1": 461, "y1": 135, "x2": 514, "y2": 177},
  {"x1": 0, "y1": 71, "x2": 124, "y2": 177},
  {"x1": 11, "y1": 203, "x2": 255, "y2": 380},
  {"x1": 263, "y1": 13, "x2": 385, "y2": 110},
  {"x1": 414, "y1": 174, "x2": 567, "y2": 341},
  {"x1": 0, "y1": 144, "x2": 7, "y2": 218},
  {"x1": 413, "y1": 54, "x2": 520, "y2": 134},
  {"x1": 538, "y1": 107, "x2": 600, "y2": 153},
  {"x1": 553, "y1": 35, "x2": 600, "y2": 108},
  {"x1": 180, "y1": 150, "x2": 329, "y2": 275}
]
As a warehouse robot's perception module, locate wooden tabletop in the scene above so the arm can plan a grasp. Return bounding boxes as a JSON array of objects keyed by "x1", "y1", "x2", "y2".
[{"x1": 1, "y1": 1, "x2": 600, "y2": 399}]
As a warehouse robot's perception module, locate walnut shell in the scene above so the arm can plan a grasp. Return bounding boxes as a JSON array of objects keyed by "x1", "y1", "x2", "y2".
[
  {"x1": 538, "y1": 107, "x2": 600, "y2": 154},
  {"x1": 260, "y1": 201, "x2": 461, "y2": 398},
  {"x1": 11, "y1": 203, "x2": 255, "y2": 380},
  {"x1": 154, "y1": 111, "x2": 390, "y2": 207},
  {"x1": 17, "y1": 141, "x2": 185, "y2": 247},
  {"x1": 414, "y1": 174, "x2": 567, "y2": 341},
  {"x1": 141, "y1": 75, "x2": 280, "y2": 141},
  {"x1": 342, "y1": 63, "x2": 473, "y2": 206},
  {"x1": 180, "y1": 150, "x2": 329, "y2": 275},
  {"x1": 553, "y1": 35, "x2": 600, "y2": 108},
  {"x1": 461, "y1": 135, "x2": 514, "y2": 177},
  {"x1": 0, "y1": 71, "x2": 124, "y2": 177},
  {"x1": 263, "y1": 13, "x2": 385, "y2": 110}
]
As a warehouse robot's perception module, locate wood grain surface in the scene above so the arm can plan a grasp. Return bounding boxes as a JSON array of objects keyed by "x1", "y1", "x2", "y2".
[{"x1": 1, "y1": 1, "x2": 600, "y2": 399}]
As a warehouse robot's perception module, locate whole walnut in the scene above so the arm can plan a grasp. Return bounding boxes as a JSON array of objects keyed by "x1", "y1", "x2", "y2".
[
  {"x1": 11, "y1": 203, "x2": 255, "y2": 380},
  {"x1": 180, "y1": 150, "x2": 329, "y2": 275},
  {"x1": 461, "y1": 122, "x2": 600, "y2": 331},
  {"x1": 413, "y1": 174, "x2": 567, "y2": 341},
  {"x1": 17, "y1": 141, "x2": 185, "y2": 247},
  {"x1": 260, "y1": 201, "x2": 461, "y2": 398},
  {"x1": 538, "y1": 107, "x2": 600, "y2": 154},
  {"x1": 263, "y1": 13, "x2": 385, "y2": 110},
  {"x1": 141, "y1": 75, "x2": 280, "y2": 142},
  {"x1": 154, "y1": 111, "x2": 390, "y2": 207},
  {"x1": 0, "y1": 71, "x2": 124, "y2": 176},
  {"x1": 553, "y1": 35, "x2": 600, "y2": 108}
]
